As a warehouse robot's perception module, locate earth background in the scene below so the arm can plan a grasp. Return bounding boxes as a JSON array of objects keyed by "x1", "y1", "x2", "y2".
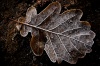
[{"x1": 0, "y1": 0, "x2": 100, "y2": 66}]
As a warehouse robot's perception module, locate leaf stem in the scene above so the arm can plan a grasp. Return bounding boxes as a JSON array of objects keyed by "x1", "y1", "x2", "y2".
[{"x1": 10, "y1": 18, "x2": 64, "y2": 36}]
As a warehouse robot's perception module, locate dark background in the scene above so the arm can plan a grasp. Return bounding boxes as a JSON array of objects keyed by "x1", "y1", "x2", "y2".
[{"x1": 0, "y1": 0, "x2": 100, "y2": 66}]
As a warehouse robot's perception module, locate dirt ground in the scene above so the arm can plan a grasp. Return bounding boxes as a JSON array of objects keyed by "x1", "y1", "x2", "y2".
[{"x1": 0, "y1": 0, "x2": 100, "y2": 66}]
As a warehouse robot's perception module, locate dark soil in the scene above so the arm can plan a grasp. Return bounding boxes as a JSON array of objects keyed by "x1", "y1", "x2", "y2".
[{"x1": 0, "y1": 0, "x2": 100, "y2": 66}]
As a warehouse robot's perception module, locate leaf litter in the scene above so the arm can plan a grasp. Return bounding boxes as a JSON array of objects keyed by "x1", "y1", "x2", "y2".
[{"x1": 11, "y1": 1, "x2": 96, "y2": 64}]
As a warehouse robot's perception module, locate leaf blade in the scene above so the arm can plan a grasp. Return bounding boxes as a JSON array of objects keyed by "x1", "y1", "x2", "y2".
[{"x1": 16, "y1": 1, "x2": 96, "y2": 64}]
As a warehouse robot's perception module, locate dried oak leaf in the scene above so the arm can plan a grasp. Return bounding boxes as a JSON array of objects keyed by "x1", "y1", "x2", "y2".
[{"x1": 16, "y1": 2, "x2": 95, "y2": 64}]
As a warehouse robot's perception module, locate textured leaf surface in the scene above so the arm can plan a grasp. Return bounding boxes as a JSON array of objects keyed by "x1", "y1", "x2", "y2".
[{"x1": 16, "y1": 2, "x2": 95, "y2": 64}]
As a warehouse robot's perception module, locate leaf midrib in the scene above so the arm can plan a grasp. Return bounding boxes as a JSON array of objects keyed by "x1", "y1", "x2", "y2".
[{"x1": 15, "y1": 21, "x2": 86, "y2": 45}]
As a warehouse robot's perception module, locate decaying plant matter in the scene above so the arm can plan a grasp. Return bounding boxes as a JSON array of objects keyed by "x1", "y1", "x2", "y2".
[{"x1": 13, "y1": 2, "x2": 95, "y2": 64}]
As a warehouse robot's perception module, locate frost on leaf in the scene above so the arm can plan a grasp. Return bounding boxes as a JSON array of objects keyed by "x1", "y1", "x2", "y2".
[{"x1": 16, "y1": 2, "x2": 96, "y2": 64}]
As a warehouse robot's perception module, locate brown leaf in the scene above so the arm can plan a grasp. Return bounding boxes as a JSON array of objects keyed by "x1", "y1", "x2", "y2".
[{"x1": 15, "y1": 1, "x2": 95, "y2": 64}]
